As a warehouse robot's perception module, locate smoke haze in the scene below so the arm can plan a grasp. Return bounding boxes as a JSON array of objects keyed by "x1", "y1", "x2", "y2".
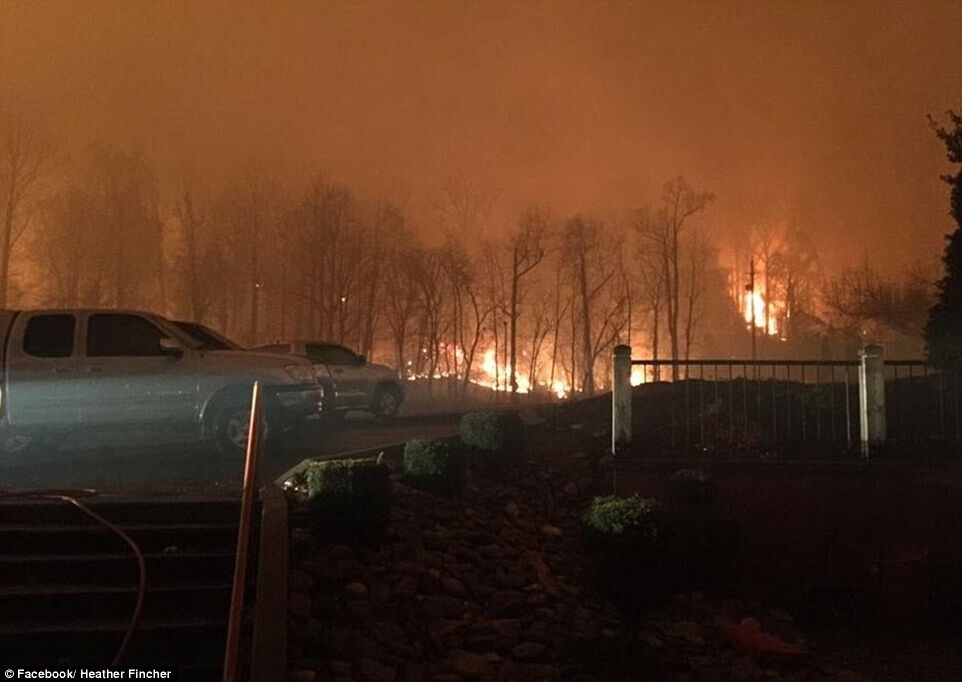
[{"x1": 2, "y1": 0, "x2": 961, "y2": 268}]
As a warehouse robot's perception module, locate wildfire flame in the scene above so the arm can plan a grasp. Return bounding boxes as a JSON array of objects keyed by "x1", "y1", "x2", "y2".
[
  {"x1": 474, "y1": 348, "x2": 568, "y2": 398},
  {"x1": 743, "y1": 287, "x2": 784, "y2": 337}
]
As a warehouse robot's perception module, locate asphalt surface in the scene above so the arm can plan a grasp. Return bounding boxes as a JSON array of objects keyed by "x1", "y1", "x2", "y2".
[
  {"x1": 265, "y1": 412, "x2": 463, "y2": 481},
  {"x1": 0, "y1": 412, "x2": 462, "y2": 495}
]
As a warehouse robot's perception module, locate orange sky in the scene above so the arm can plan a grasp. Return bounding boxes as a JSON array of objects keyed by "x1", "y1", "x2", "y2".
[{"x1": 1, "y1": 0, "x2": 960, "y2": 270}]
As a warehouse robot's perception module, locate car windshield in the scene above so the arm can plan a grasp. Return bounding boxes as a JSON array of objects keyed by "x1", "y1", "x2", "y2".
[{"x1": 171, "y1": 320, "x2": 244, "y2": 350}]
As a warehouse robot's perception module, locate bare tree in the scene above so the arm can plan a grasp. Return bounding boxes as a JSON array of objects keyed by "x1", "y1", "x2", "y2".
[
  {"x1": 562, "y1": 216, "x2": 626, "y2": 394},
  {"x1": 633, "y1": 209, "x2": 664, "y2": 378},
  {"x1": 546, "y1": 255, "x2": 572, "y2": 392},
  {"x1": 682, "y1": 230, "x2": 712, "y2": 362},
  {"x1": 358, "y1": 203, "x2": 402, "y2": 356},
  {"x1": 441, "y1": 239, "x2": 495, "y2": 394},
  {"x1": 172, "y1": 187, "x2": 209, "y2": 321},
  {"x1": 39, "y1": 187, "x2": 104, "y2": 306},
  {"x1": 822, "y1": 259, "x2": 933, "y2": 341},
  {"x1": 217, "y1": 169, "x2": 279, "y2": 343},
  {"x1": 81, "y1": 144, "x2": 164, "y2": 310},
  {"x1": 750, "y1": 222, "x2": 781, "y2": 334},
  {"x1": 525, "y1": 289, "x2": 553, "y2": 392},
  {"x1": 415, "y1": 247, "x2": 448, "y2": 391},
  {"x1": 507, "y1": 209, "x2": 549, "y2": 399},
  {"x1": 637, "y1": 178, "x2": 713, "y2": 378},
  {"x1": 767, "y1": 226, "x2": 821, "y2": 340},
  {"x1": 0, "y1": 116, "x2": 45, "y2": 306},
  {"x1": 382, "y1": 231, "x2": 423, "y2": 376},
  {"x1": 480, "y1": 241, "x2": 509, "y2": 390},
  {"x1": 434, "y1": 175, "x2": 497, "y2": 237}
]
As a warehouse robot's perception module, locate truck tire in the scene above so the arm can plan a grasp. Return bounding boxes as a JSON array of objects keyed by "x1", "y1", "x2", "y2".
[
  {"x1": 371, "y1": 384, "x2": 402, "y2": 420},
  {"x1": 205, "y1": 397, "x2": 277, "y2": 459}
]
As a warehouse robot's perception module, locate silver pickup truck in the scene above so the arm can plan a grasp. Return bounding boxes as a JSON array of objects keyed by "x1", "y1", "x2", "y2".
[{"x1": 0, "y1": 309, "x2": 324, "y2": 459}]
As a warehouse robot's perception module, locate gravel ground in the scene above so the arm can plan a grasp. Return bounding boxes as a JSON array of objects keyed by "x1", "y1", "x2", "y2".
[{"x1": 282, "y1": 428, "x2": 950, "y2": 681}]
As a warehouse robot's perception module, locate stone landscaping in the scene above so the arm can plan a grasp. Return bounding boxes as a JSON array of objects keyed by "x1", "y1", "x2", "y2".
[{"x1": 282, "y1": 420, "x2": 910, "y2": 681}]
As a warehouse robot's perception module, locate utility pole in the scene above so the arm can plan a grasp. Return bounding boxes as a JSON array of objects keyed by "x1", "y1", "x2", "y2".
[{"x1": 746, "y1": 258, "x2": 757, "y2": 362}]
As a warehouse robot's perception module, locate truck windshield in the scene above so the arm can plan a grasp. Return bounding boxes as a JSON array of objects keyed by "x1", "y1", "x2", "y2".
[{"x1": 171, "y1": 320, "x2": 244, "y2": 351}]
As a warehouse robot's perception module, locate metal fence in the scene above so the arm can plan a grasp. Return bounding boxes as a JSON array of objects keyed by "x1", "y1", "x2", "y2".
[{"x1": 620, "y1": 357, "x2": 961, "y2": 458}]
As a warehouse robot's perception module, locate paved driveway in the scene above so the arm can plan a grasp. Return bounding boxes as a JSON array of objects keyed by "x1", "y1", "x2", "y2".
[{"x1": 0, "y1": 413, "x2": 462, "y2": 495}]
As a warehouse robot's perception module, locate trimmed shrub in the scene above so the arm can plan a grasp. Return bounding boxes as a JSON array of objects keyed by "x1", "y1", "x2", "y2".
[
  {"x1": 582, "y1": 495, "x2": 675, "y2": 613},
  {"x1": 583, "y1": 495, "x2": 670, "y2": 542},
  {"x1": 403, "y1": 438, "x2": 465, "y2": 493},
  {"x1": 306, "y1": 455, "x2": 391, "y2": 546},
  {"x1": 459, "y1": 411, "x2": 526, "y2": 468}
]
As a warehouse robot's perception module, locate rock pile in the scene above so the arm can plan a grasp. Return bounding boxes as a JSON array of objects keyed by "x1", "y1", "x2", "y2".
[
  {"x1": 286, "y1": 437, "x2": 876, "y2": 682},
  {"x1": 287, "y1": 440, "x2": 622, "y2": 681}
]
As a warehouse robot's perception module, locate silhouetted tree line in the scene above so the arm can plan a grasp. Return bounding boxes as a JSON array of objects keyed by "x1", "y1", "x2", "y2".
[
  {"x1": 926, "y1": 110, "x2": 962, "y2": 368},
  {"x1": 0, "y1": 113, "x2": 947, "y2": 396}
]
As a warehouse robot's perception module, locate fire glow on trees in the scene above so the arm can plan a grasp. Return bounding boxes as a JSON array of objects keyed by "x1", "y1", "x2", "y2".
[
  {"x1": 412, "y1": 346, "x2": 572, "y2": 398},
  {"x1": 475, "y1": 348, "x2": 570, "y2": 398}
]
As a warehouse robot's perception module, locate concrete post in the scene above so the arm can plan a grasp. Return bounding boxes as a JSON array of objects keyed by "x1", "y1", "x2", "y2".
[
  {"x1": 858, "y1": 344, "x2": 886, "y2": 460},
  {"x1": 612, "y1": 345, "x2": 632, "y2": 455}
]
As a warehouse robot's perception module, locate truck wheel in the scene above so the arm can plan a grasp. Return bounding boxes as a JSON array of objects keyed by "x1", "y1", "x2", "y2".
[
  {"x1": 206, "y1": 401, "x2": 272, "y2": 459},
  {"x1": 371, "y1": 384, "x2": 402, "y2": 420}
]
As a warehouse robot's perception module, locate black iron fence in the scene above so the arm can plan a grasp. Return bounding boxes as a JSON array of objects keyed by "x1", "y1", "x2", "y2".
[{"x1": 625, "y1": 358, "x2": 961, "y2": 458}]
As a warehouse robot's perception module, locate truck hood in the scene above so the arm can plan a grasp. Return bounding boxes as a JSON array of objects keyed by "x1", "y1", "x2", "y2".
[{"x1": 195, "y1": 349, "x2": 314, "y2": 380}]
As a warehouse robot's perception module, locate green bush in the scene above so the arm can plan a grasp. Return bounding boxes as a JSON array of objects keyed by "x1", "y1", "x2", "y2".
[
  {"x1": 403, "y1": 438, "x2": 464, "y2": 493},
  {"x1": 669, "y1": 468, "x2": 716, "y2": 508},
  {"x1": 582, "y1": 495, "x2": 675, "y2": 613},
  {"x1": 459, "y1": 411, "x2": 526, "y2": 468},
  {"x1": 583, "y1": 495, "x2": 669, "y2": 540},
  {"x1": 306, "y1": 455, "x2": 391, "y2": 546}
]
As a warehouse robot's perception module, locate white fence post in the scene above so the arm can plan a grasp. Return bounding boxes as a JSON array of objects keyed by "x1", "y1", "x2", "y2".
[
  {"x1": 612, "y1": 344, "x2": 632, "y2": 455},
  {"x1": 858, "y1": 344, "x2": 886, "y2": 460}
]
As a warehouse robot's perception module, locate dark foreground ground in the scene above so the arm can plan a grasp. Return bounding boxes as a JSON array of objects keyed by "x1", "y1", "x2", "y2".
[{"x1": 284, "y1": 424, "x2": 962, "y2": 682}]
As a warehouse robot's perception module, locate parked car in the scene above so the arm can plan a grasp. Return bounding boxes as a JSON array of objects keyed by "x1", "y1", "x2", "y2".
[
  {"x1": 255, "y1": 341, "x2": 404, "y2": 418},
  {"x1": 0, "y1": 309, "x2": 325, "y2": 459}
]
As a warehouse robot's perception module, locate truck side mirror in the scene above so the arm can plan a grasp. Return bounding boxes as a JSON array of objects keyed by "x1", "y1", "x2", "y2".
[{"x1": 159, "y1": 337, "x2": 185, "y2": 356}]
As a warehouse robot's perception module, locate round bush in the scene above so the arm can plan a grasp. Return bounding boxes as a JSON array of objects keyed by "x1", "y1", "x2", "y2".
[
  {"x1": 403, "y1": 438, "x2": 465, "y2": 493},
  {"x1": 583, "y1": 495, "x2": 669, "y2": 539},
  {"x1": 582, "y1": 495, "x2": 675, "y2": 612},
  {"x1": 459, "y1": 411, "x2": 526, "y2": 468},
  {"x1": 306, "y1": 455, "x2": 391, "y2": 546}
]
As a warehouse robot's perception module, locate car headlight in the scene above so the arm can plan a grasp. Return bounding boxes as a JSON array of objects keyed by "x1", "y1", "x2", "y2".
[{"x1": 284, "y1": 364, "x2": 315, "y2": 383}]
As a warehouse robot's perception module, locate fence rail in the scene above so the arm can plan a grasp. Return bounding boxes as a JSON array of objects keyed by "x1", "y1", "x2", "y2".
[{"x1": 612, "y1": 345, "x2": 961, "y2": 460}]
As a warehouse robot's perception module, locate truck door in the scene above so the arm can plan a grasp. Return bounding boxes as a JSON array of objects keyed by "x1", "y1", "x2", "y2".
[
  {"x1": 308, "y1": 343, "x2": 369, "y2": 407},
  {"x1": 79, "y1": 312, "x2": 198, "y2": 442},
  {"x1": 4, "y1": 312, "x2": 82, "y2": 428}
]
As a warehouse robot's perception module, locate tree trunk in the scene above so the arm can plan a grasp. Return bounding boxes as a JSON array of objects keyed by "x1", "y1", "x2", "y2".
[
  {"x1": 0, "y1": 203, "x2": 13, "y2": 308},
  {"x1": 578, "y1": 249, "x2": 594, "y2": 394},
  {"x1": 509, "y1": 244, "x2": 519, "y2": 400},
  {"x1": 651, "y1": 301, "x2": 660, "y2": 382},
  {"x1": 249, "y1": 217, "x2": 259, "y2": 345}
]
